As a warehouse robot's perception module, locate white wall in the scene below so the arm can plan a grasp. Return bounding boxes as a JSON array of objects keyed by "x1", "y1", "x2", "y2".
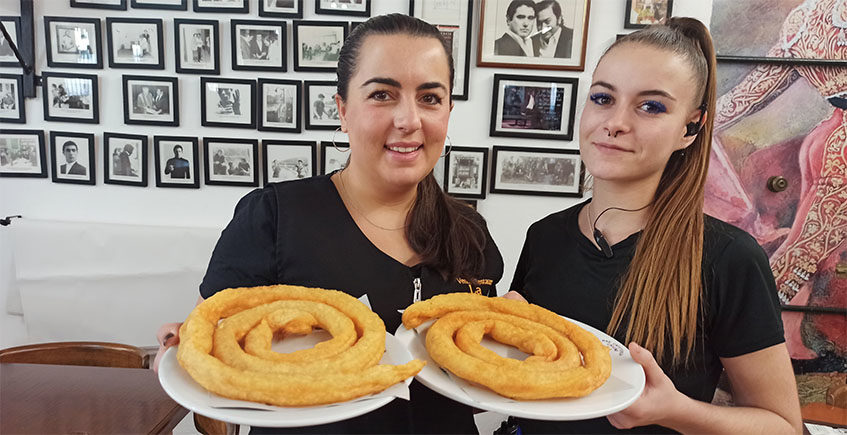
[{"x1": 0, "y1": 0, "x2": 711, "y2": 348}]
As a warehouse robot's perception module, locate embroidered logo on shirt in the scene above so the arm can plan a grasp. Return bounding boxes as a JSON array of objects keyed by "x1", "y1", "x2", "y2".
[{"x1": 456, "y1": 278, "x2": 493, "y2": 295}]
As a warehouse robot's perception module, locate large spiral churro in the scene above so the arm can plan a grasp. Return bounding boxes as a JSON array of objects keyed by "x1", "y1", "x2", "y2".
[
  {"x1": 177, "y1": 285, "x2": 425, "y2": 407},
  {"x1": 402, "y1": 293, "x2": 611, "y2": 400}
]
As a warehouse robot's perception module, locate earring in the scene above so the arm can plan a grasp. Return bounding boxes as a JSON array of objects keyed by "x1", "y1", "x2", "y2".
[
  {"x1": 440, "y1": 135, "x2": 453, "y2": 158},
  {"x1": 332, "y1": 127, "x2": 349, "y2": 153}
]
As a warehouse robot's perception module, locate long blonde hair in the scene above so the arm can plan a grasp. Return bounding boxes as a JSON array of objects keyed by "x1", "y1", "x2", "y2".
[{"x1": 605, "y1": 18, "x2": 718, "y2": 367}]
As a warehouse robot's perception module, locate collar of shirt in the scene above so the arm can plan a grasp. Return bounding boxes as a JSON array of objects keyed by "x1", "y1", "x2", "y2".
[
  {"x1": 506, "y1": 29, "x2": 534, "y2": 56},
  {"x1": 538, "y1": 26, "x2": 562, "y2": 57}
]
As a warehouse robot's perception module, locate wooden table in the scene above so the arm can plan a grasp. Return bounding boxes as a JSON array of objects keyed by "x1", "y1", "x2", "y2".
[{"x1": 0, "y1": 363, "x2": 188, "y2": 434}]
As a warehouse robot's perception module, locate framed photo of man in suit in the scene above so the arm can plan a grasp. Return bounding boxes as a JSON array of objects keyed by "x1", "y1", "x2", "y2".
[
  {"x1": 50, "y1": 131, "x2": 95, "y2": 185},
  {"x1": 153, "y1": 135, "x2": 199, "y2": 188},
  {"x1": 122, "y1": 75, "x2": 179, "y2": 126},
  {"x1": 231, "y1": 20, "x2": 286, "y2": 72}
]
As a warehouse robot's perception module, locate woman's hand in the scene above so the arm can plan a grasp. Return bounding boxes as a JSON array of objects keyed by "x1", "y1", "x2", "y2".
[
  {"x1": 152, "y1": 322, "x2": 182, "y2": 373},
  {"x1": 501, "y1": 291, "x2": 527, "y2": 302}
]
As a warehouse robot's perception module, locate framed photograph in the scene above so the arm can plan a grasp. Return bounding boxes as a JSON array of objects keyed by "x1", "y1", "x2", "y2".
[
  {"x1": 44, "y1": 16, "x2": 102, "y2": 69},
  {"x1": 625, "y1": 0, "x2": 672, "y2": 29},
  {"x1": 0, "y1": 74, "x2": 24, "y2": 124},
  {"x1": 490, "y1": 73, "x2": 577, "y2": 140},
  {"x1": 175, "y1": 19, "x2": 219, "y2": 74},
  {"x1": 71, "y1": 0, "x2": 127, "y2": 9},
  {"x1": 293, "y1": 21, "x2": 348, "y2": 72},
  {"x1": 477, "y1": 0, "x2": 590, "y2": 71},
  {"x1": 259, "y1": 79, "x2": 301, "y2": 133},
  {"x1": 320, "y1": 141, "x2": 349, "y2": 174},
  {"x1": 315, "y1": 0, "x2": 370, "y2": 17},
  {"x1": 444, "y1": 146, "x2": 489, "y2": 200},
  {"x1": 153, "y1": 135, "x2": 199, "y2": 188},
  {"x1": 304, "y1": 80, "x2": 340, "y2": 130},
  {"x1": 103, "y1": 132, "x2": 148, "y2": 186},
  {"x1": 0, "y1": 129, "x2": 47, "y2": 178},
  {"x1": 203, "y1": 137, "x2": 259, "y2": 187},
  {"x1": 491, "y1": 145, "x2": 583, "y2": 197},
  {"x1": 131, "y1": 0, "x2": 188, "y2": 10},
  {"x1": 410, "y1": 0, "x2": 473, "y2": 100},
  {"x1": 259, "y1": 0, "x2": 303, "y2": 18},
  {"x1": 122, "y1": 75, "x2": 179, "y2": 126},
  {"x1": 106, "y1": 18, "x2": 164, "y2": 69},
  {"x1": 231, "y1": 20, "x2": 286, "y2": 72},
  {"x1": 1, "y1": 17, "x2": 22, "y2": 67},
  {"x1": 50, "y1": 131, "x2": 95, "y2": 185},
  {"x1": 263, "y1": 140, "x2": 316, "y2": 183},
  {"x1": 201, "y1": 77, "x2": 256, "y2": 129},
  {"x1": 42, "y1": 72, "x2": 99, "y2": 124},
  {"x1": 193, "y1": 0, "x2": 248, "y2": 13}
]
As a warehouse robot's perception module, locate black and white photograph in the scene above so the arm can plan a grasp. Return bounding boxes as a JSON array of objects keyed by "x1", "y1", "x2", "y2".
[
  {"x1": 305, "y1": 81, "x2": 340, "y2": 130},
  {"x1": 293, "y1": 21, "x2": 347, "y2": 72},
  {"x1": 201, "y1": 77, "x2": 256, "y2": 129},
  {"x1": 175, "y1": 19, "x2": 219, "y2": 74},
  {"x1": 259, "y1": 79, "x2": 301, "y2": 133},
  {"x1": 42, "y1": 72, "x2": 99, "y2": 124},
  {"x1": 106, "y1": 18, "x2": 165, "y2": 69},
  {"x1": 0, "y1": 17, "x2": 22, "y2": 67},
  {"x1": 203, "y1": 137, "x2": 259, "y2": 186},
  {"x1": 71, "y1": 0, "x2": 127, "y2": 10},
  {"x1": 491, "y1": 145, "x2": 583, "y2": 197},
  {"x1": 444, "y1": 146, "x2": 489, "y2": 200},
  {"x1": 44, "y1": 16, "x2": 102, "y2": 69},
  {"x1": 490, "y1": 73, "x2": 577, "y2": 140},
  {"x1": 315, "y1": 0, "x2": 370, "y2": 17},
  {"x1": 0, "y1": 74, "x2": 24, "y2": 124},
  {"x1": 259, "y1": 0, "x2": 303, "y2": 19},
  {"x1": 625, "y1": 0, "x2": 673, "y2": 29},
  {"x1": 103, "y1": 132, "x2": 148, "y2": 186},
  {"x1": 131, "y1": 0, "x2": 188, "y2": 10},
  {"x1": 231, "y1": 20, "x2": 286, "y2": 72},
  {"x1": 320, "y1": 141, "x2": 349, "y2": 174},
  {"x1": 0, "y1": 130, "x2": 47, "y2": 178},
  {"x1": 50, "y1": 131, "x2": 96, "y2": 185},
  {"x1": 477, "y1": 0, "x2": 590, "y2": 71},
  {"x1": 410, "y1": 0, "x2": 473, "y2": 100},
  {"x1": 193, "y1": 0, "x2": 248, "y2": 13},
  {"x1": 122, "y1": 75, "x2": 179, "y2": 126},
  {"x1": 153, "y1": 135, "x2": 199, "y2": 188},
  {"x1": 263, "y1": 140, "x2": 315, "y2": 183}
]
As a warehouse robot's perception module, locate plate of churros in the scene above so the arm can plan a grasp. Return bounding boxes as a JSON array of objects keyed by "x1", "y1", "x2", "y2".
[{"x1": 396, "y1": 293, "x2": 646, "y2": 421}]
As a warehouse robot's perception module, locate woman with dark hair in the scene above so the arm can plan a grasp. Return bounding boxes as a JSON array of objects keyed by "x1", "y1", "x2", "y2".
[
  {"x1": 153, "y1": 13, "x2": 503, "y2": 434},
  {"x1": 506, "y1": 18, "x2": 801, "y2": 433}
]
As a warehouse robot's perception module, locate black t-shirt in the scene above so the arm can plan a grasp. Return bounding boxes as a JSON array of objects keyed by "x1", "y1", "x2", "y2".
[
  {"x1": 510, "y1": 201, "x2": 785, "y2": 434},
  {"x1": 199, "y1": 174, "x2": 504, "y2": 434}
]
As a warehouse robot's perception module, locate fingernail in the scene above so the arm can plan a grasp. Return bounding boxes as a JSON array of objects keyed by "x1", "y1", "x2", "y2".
[{"x1": 162, "y1": 332, "x2": 174, "y2": 345}]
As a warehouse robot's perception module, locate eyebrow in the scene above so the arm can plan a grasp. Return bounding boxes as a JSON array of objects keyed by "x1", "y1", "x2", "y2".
[
  {"x1": 591, "y1": 81, "x2": 677, "y2": 101},
  {"x1": 361, "y1": 77, "x2": 448, "y2": 93}
]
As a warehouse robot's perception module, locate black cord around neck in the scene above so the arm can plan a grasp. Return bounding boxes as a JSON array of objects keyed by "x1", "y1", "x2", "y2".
[{"x1": 590, "y1": 203, "x2": 651, "y2": 258}]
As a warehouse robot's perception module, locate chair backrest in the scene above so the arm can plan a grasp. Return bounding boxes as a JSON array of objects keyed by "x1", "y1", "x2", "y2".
[{"x1": 0, "y1": 341, "x2": 148, "y2": 369}]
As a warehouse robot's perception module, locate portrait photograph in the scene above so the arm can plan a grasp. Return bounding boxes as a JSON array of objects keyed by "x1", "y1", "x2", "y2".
[
  {"x1": 41, "y1": 72, "x2": 99, "y2": 124},
  {"x1": 103, "y1": 132, "x2": 147, "y2": 186},
  {"x1": 193, "y1": 0, "x2": 248, "y2": 13},
  {"x1": 201, "y1": 77, "x2": 256, "y2": 129},
  {"x1": 0, "y1": 17, "x2": 21, "y2": 67},
  {"x1": 490, "y1": 145, "x2": 583, "y2": 197},
  {"x1": 305, "y1": 81, "x2": 340, "y2": 130},
  {"x1": 410, "y1": 0, "x2": 472, "y2": 100},
  {"x1": 231, "y1": 20, "x2": 286, "y2": 72},
  {"x1": 0, "y1": 74, "x2": 24, "y2": 124},
  {"x1": 131, "y1": 0, "x2": 188, "y2": 10},
  {"x1": 50, "y1": 131, "x2": 95, "y2": 185},
  {"x1": 477, "y1": 0, "x2": 590, "y2": 71},
  {"x1": 259, "y1": 0, "x2": 303, "y2": 18},
  {"x1": 175, "y1": 19, "x2": 219, "y2": 74},
  {"x1": 315, "y1": 0, "x2": 370, "y2": 17},
  {"x1": 44, "y1": 16, "x2": 102, "y2": 69},
  {"x1": 293, "y1": 21, "x2": 347, "y2": 72},
  {"x1": 263, "y1": 140, "x2": 316, "y2": 184},
  {"x1": 153, "y1": 135, "x2": 199, "y2": 188},
  {"x1": 203, "y1": 137, "x2": 259, "y2": 187},
  {"x1": 122, "y1": 75, "x2": 179, "y2": 126},
  {"x1": 71, "y1": 0, "x2": 127, "y2": 9},
  {"x1": 106, "y1": 18, "x2": 164, "y2": 69},
  {"x1": 320, "y1": 141, "x2": 349, "y2": 174},
  {"x1": 0, "y1": 129, "x2": 47, "y2": 178},
  {"x1": 490, "y1": 73, "x2": 577, "y2": 140},
  {"x1": 625, "y1": 0, "x2": 672, "y2": 29},
  {"x1": 259, "y1": 78, "x2": 301, "y2": 133},
  {"x1": 444, "y1": 146, "x2": 489, "y2": 200}
]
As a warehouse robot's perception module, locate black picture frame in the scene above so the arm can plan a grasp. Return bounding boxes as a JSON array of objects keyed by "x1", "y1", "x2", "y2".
[
  {"x1": 106, "y1": 17, "x2": 165, "y2": 69},
  {"x1": 320, "y1": 140, "x2": 349, "y2": 174},
  {"x1": 153, "y1": 135, "x2": 199, "y2": 188},
  {"x1": 131, "y1": 0, "x2": 188, "y2": 10},
  {"x1": 174, "y1": 18, "x2": 220, "y2": 74},
  {"x1": 203, "y1": 137, "x2": 259, "y2": 187},
  {"x1": 71, "y1": 0, "x2": 128, "y2": 10},
  {"x1": 490, "y1": 145, "x2": 584, "y2": 197},
  {"x1": 193, "y1": 0, "x2": 248, "y2": 13},
  {"x1": 292, "y1": 20, "x2": 348, "y2": 72},
  {"x1": 624, "y1": 0, "x2": 673, "y2": 29},
  {"x1": 50, "y1": 130, "x2": 96, "y2": 185},
  {"x1": 490, "y1": 73, "x2": 578, "y2": 141},
  {"x1": 41, "y1": 71, "x2": 100, "y2": 124},
  {"x1": 122, "y1": 74, "x2": 179, "y2": 126},
  {"x1": 103, "y1": 132, "x2": 148, "y2": 186},
  {"x1": 200, "y1": 77, "x2": 256, "y2": 129},
  {"x1": 0, "y1": 16, "x2": 23, "y2": 68},
  {"x1": 259, "y1": 0, "x2": 303, "y2": 18},
  {"x1": 315, "y1": 0, "x2": 370, "y2": 17},
  {"x1": 304, "y1": 80, "x2": 340, "y2": 130},
  {"x1": 44, "y1": 16, "x2": 103, "y2": 69},
  {"x1": 262, "y1": 139, "x2": 316, "y2": 184},
  {"x1": 0, "y1": 129, "x2": 47, "y2": 178},
  {"x1": 258, "y1": 78, "x2": 301, "y2": 133},
  {"x1": 444, "y1": 146, "x2": 489, "y2": 200},
  {"x1": 409, "y1": 0, "x2": 473, "y2": 100},
  {"x1": 230, "y1": 20, "x2": 286, "y2": 72},
  {"x1": 0, "y1": 74, "x2": 25, "y2": 124}
]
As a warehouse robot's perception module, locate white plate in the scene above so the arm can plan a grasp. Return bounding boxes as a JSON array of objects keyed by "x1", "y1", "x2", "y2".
[
  {"x1": 394, "y1": 317, "x2": 646, "y2": 421},
  {"x1": 158, "y1": 332, "x2": 414, "y2": 427}
]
